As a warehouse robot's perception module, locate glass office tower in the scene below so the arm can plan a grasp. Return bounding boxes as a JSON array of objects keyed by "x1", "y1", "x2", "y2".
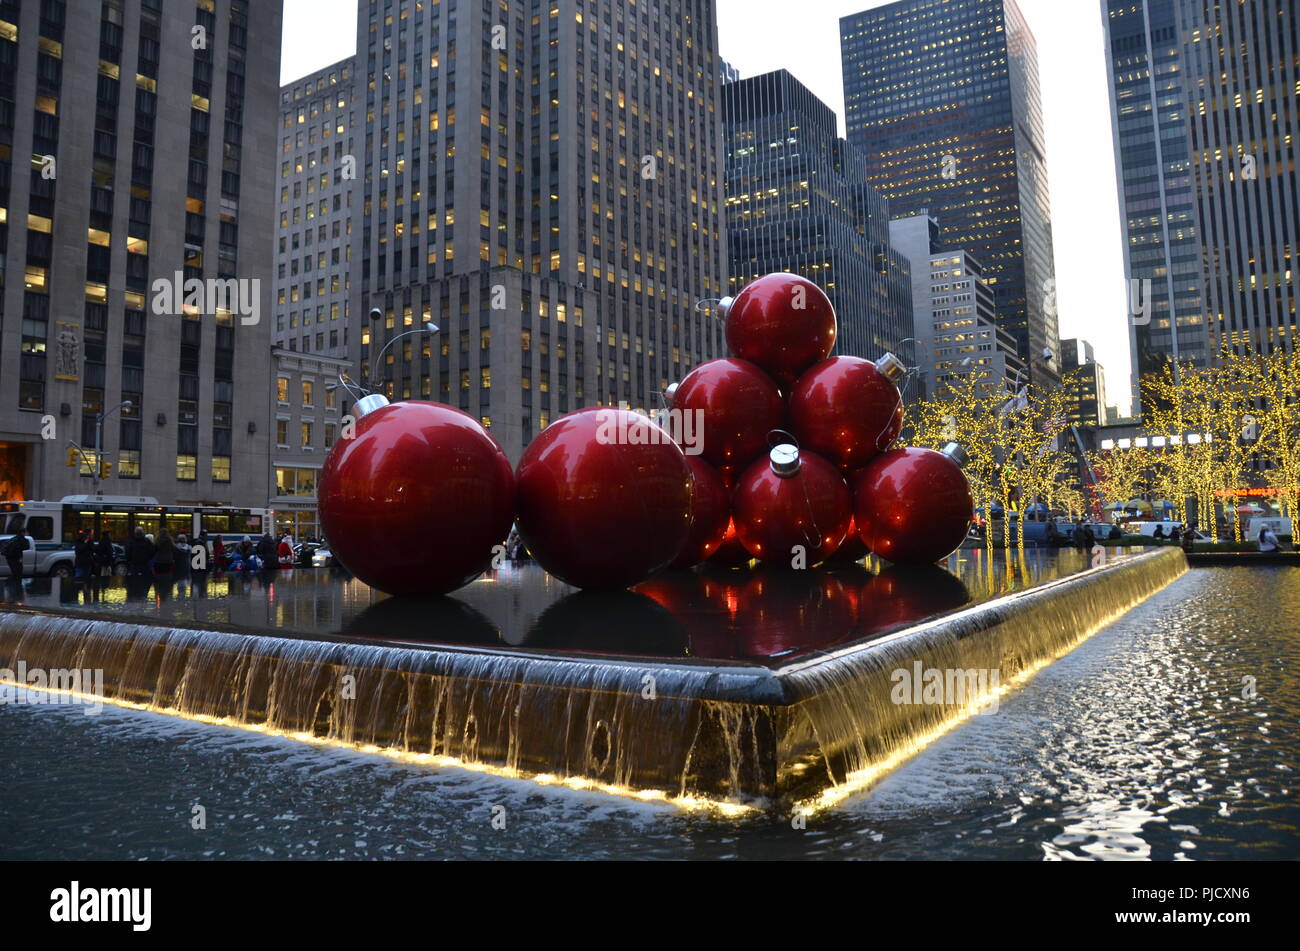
[{"x1": 841, "y1": 0, "x2": 1059, "y2": 384}]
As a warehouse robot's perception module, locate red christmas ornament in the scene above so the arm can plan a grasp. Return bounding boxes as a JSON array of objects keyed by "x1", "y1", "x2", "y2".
[
  {"x1": 732, "y1": 444, "x2": 852, "y2": 567},
  {"x1": 789, "y1": 354, "x2": 907, "y2": 472},
  {"x1": 318, "y1": 397, "x2": 515, "y2": 597},
  {"x1": 721, "y1": 273, "x2": 837, "y2": 390},
  {"x1": 670, "y1": 358, "x2": 785, "y2": 471},
  {"x1": 853, "y1": 444, "x2": 974, "y2": 565},
  {"x1": 670, "y1": 456, "x2": 732, "y2": 568},
  {"x1": 515, "y1": 407, "x2": 692, "y2": 588}
]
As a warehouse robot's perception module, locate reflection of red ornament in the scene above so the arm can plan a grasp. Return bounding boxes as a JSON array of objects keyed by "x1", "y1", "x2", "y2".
[
  {"x1": 789, "y1": 355, "x2": 906, "y2": 472},
  {"x1": 858, "y1": 564, "x2": 972, "y2": 634},
  {"x1": 515, "y1": 408, "x2": 692, "y2": 588},
  {"x1": 707, "y1": 519, "x2": 753, "y2": 568},
  {"x1": 734, "y1": 569, "x2": 857, "y2": 657},
  {"x1": 722, "y1": 273, "x2": 837, "y2": 390},
  {"x1": 854, "y1": 445, "x2": 974, "y2": 565},
  {"x1": 636, "y1": 570, "x2": 740, "y2": 658},
  {"x1": 318, "y1": 398, "x2": 515, "y2": 596},
  {"x1": 827, "y1": 516, "x2": 871, "y2": 563},
  {"x1": 670, "y1": 456, "x2": 732, "y2": 568},
  {"x1": 670, "y1": 358, "x2": 785, "y2": 471},
  {"x1": 732, "y1": 444, "x2": 852, "y2": 566}
]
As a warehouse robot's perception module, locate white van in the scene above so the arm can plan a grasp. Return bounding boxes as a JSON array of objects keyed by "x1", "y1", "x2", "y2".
[{"x1": 1246, "y1": 517, "x2": 1292, "y2": 539}]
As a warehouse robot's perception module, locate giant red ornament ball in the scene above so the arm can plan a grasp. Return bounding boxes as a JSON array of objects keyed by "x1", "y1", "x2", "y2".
[
  {"x1": 732, "y1": 444, "x2": 852, "y2": 568},
  {"x1": 789, "y1": 354, "x2": 906, "y2": 473},
  {"x1": 853, "y1": 444, "x2": 974, "y2": 565},
  {"x1": 515, "y1": 407, "x2": 693, "y2": 589},
  {"x1": 318, "y1": 397, "x2": 515, "y2": 596},
  {"x1": 670, "y1": 358, "x2": 785, "y2": 472},
  {"x1": 670, "y1": 455, "x2": 732, "y2": 569},
  {"x1": 722, "y1": 273, "x2": 837, "y2": 391}
]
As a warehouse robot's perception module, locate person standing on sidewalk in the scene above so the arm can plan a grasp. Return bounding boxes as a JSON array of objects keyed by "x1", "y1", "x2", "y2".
[{"x1": 3, "y1": 526, "x2": 30, "y2": 582}]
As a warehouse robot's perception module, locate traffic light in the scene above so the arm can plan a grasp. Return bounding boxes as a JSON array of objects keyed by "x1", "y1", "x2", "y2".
[
  {"x1": 66, "y1": 447, "x2": 79, "y2": 468},
  {"x1": 99, "y1": 460, "x2": 112, "y2": 479}
]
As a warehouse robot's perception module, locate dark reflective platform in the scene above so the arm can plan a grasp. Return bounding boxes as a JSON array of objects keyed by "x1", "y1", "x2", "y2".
[{"x1": 0, "y1": 547, "x2": 1145, "y2": 666}]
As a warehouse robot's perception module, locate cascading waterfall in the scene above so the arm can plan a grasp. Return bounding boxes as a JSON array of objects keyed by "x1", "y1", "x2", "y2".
[
  {"x1": 776, "y1": 547, "x2": 1189, "y2": 807},
  {"x1": 0, "y1": 548, "x2": 1186, "y2": 809},
  {"x1": 0, "y1": 614, "x2": 769, "y2": 806}
]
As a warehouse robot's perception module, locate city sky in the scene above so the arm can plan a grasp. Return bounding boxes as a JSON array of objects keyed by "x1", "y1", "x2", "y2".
[{"x1": 280, "y1": 0, "x2": 1133, "y2": 412}]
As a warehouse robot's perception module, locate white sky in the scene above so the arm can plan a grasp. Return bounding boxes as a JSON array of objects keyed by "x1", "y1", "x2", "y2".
[{"x1": 281, "y1": 0, "x2": 1133, "y2": 412}]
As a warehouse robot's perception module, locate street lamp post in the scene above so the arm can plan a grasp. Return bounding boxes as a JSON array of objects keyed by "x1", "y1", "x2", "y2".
[
  {"x1": 92, "y1": 400, "x2": 133, "y2": 496},
  {"x1": 367, "y1": 320, "x2": 439, "y2": 396}
]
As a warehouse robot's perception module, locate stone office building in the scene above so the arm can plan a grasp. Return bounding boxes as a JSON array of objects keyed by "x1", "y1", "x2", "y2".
[
  {"x1": 270, "y1": 56, "x2": 358, "y2": 539},
  {"x1": 0, "y1": 0, "x2": 280, "y2": 506},
  {"x1": 350, "y1": 0, "x2": 728, "y2": 464}
]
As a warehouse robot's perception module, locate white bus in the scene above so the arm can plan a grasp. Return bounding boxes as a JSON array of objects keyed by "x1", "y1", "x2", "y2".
[{"x1": 0, "y1": 496, "x2": 273, "y2": 550}]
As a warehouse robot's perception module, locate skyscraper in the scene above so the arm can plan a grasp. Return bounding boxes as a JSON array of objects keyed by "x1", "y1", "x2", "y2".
[
  {"x1": 271, "y1": 57, "x2": 358, "y2": 541},
  {"x1": 0, "y1": 0, "x2": 280, "y2": 504},
  {"x1": 1060, "y1": 337, "x2": 1108, "y2": 428},
  {"x1": 1102, "y1": 0, "x2": 1298, "y2": 410},
  {"x1": 352, "y1": 0, "x2": 727, "y2": 463},
  {"x1": 841, "y1": 0, "x2": 1059, "y2": 383},
  {"x1": 723, "y1": 69, "x2": 912, "y2": 360},
  {"x1": 889, "y1": 213, "x2": 1022, "y2": 397},
  {"x1": 274, "y1": 56, "x2": 357, "y2": 360}
]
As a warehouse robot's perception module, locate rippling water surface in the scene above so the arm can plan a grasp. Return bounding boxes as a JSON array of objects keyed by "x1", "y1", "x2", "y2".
[{"x1": 1, "y1": 566, "x2": 1296, "y2": 859}]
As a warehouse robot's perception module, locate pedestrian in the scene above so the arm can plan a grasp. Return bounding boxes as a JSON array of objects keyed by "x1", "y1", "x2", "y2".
[
  {"x1": 95, "y1": 531, "x2": 115, "y2": 577},
  {"x1": 175, "y1": 533, "x2": 192, "y2": 575},
  {"x1": 257, "y1": 533, "x2": 277, "y2": 569},
  {"x1": 125, "y1": 527, "x2": 155, "y2": 576},
  {"x1": 1153, "y1": 524, "x2": 1165, "y2": 540},
  {"x1": 1258, "y1": 524, "x2": 1280, "y2": 553},
  {"x1": 153, "y1": 529, "x2": 175, "y2": 575},
  {"x1": 1169, "y1": 525, "x2": 1182, "y2": 544},
  {"x1": 1181, "y1": 522, "x2": 1197, "y2": 552},
  {"x1": 277, "y1": 533, "x2": 294, "y2": 568},
  {"x1": 212, "y1": 535, "x2": 227, "y2": 571},
  {"x1": 74, "y1": 530, "x2": 96, "y2": 579},
  {"x1": 3, "y1": 525, "x2": 30, "y2": 582},
  {"x1": 1083, "y1": 523, "x2": 1096, "y2": 551},
  {"x1": 1073, "y1": 520, "x2": 1087, "y2": 550}
]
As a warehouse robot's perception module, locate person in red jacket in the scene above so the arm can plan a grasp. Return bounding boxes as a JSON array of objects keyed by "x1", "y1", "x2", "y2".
[{"x1": 277, "y1": 533, "x2": 294, "y2": 568}]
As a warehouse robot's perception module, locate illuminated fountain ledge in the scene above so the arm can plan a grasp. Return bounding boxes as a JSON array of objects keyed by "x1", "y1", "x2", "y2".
[{"x1": 0, "y1": 548, "x2": 1186, "y2": 814}]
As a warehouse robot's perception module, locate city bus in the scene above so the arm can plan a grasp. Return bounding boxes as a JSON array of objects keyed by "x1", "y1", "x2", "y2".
[{"x1": 0, "y1": 496, "x2": 273, "y2": 548}]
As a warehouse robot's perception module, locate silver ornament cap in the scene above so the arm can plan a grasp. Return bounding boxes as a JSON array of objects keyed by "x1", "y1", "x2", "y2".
[
  {"x1": 876, "y1": 352, "x2": 907, "y2": 384},
  {"x1": 353, "y1": 393, "x2": 391, "y2": 420},
  {"x1": 941, "y1": 442, "x2": 969, "y2": 467},
  {"x1": 769, "y1": 443, "x2": 801, "y2": 478}
]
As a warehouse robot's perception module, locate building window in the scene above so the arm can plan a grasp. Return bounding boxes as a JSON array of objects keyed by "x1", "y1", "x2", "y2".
[
  {"x1": 118, "y1": 451, "x2": 141, "y2": 479},
  {"x1": 276, "y1": 420, "x2": 289, "y2": 446},
  {"x1": 212, "y1": 456, "x2": 231, "y2": 483},
  {"x1": 177, "y1": 455, "x2": 197, "y2": 481},
  {"x1": 302, "y1": 380, "x2": 313, "y2": 405},
  {"x1": 301, "y1": 422, "x2": 312, "y2": 447},
  {"x1": 276, "y1": 377, "x2": 289, "y2": 402}
]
